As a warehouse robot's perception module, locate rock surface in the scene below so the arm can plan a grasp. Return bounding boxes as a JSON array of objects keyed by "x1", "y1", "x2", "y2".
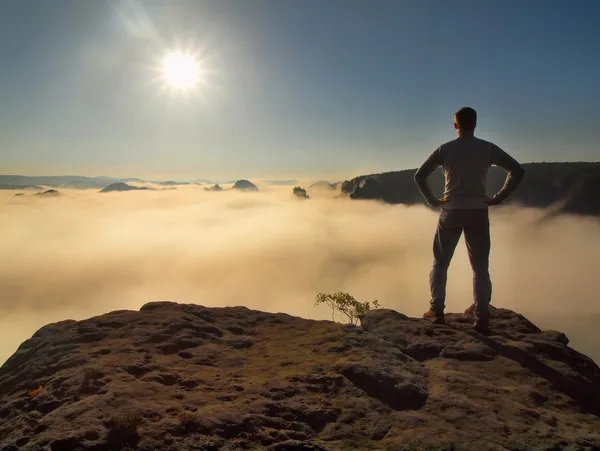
[{"x1": 1, "y1": 303, "x2": 599, "y2": 450}]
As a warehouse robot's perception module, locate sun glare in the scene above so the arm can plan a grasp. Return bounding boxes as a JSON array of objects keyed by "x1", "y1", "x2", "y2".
[{"x1": 161, "y1": 51, "x2": 200, "y2": 89}]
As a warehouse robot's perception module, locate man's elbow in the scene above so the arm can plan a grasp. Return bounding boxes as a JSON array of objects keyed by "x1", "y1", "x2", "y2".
[
  {"x1": 414, "y1": 169, "x2": 425, "y2": 184},
  {"x1": 514, "y1": 166, "x2": 525, "y2": 181}
]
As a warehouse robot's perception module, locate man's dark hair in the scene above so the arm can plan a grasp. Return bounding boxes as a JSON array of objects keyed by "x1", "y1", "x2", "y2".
[{"x1": 454, "y1": 107, "x2": 477, "y2": 131}]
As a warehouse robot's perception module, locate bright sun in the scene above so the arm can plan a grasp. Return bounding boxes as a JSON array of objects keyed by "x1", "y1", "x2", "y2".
[{"x1": 161, "y1": 51, "x2": 200, "y2": 89}]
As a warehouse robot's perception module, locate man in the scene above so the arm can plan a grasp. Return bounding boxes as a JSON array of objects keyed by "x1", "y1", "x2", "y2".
[{"x1": 414, "y1": 107, "x2": 524, "y2": 334}]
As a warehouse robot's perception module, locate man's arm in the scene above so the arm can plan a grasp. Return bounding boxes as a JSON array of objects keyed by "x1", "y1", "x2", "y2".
[
  {"x1": 414, "y1": 148, "x2": 444, "y2": 207},
  {"x1": 488, "y1": 145, "x2": 525, "y2": 204}
]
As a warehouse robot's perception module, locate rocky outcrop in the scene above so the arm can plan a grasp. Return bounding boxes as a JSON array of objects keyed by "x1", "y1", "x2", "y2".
[
  {"x1": 34, "y1": 189, "x2": 60, "y2": 196},
  {"x1": 293, "y1": 186, "x2": 309, "y2": 199},
  {"x1": 361, "y1": 308, "x2": 600, "y2": 412},
  {"x1": 1, "y1": 303, "x2": 599, "y2": 450},
  {"x1": 99, "y1": 183, "x2": 149, "y2": 193},
  {"x1": 204, "y1": 184, "x2": 223, "y2": 192},
  {"x1": 232, "y1": 180, "x2": 259, "y2": 191}
]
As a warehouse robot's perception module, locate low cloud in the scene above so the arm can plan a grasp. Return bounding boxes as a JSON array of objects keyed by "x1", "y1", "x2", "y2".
[{"x1": 2, "y1": 186, "x2": 599, "y2": 364}]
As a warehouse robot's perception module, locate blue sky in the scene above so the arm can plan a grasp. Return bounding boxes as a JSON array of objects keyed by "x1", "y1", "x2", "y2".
[{"x1": 0, "y1": 0, "x2": 598, "y2": 180}]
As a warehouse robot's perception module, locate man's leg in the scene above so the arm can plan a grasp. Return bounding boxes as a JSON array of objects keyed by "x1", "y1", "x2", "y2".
[
  {"x1": 429, "y1": 210, "x2": 462, "y2": 315},
  {"x1": 463, "y1": 209, "x2": 492, "y2": 328}
]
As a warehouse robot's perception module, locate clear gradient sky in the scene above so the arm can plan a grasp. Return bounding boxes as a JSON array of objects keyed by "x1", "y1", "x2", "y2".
[{"x1": 0, "y1": 0, "x2": 598, "y2": 180}]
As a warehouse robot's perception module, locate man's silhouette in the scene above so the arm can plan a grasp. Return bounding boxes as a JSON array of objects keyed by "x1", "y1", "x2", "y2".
[{"x1": 414, "y1": 107, "x2": 524, "y2": 334}]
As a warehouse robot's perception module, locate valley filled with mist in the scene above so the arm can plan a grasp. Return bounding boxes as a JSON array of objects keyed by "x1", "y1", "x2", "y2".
[{"x1": 2, "y1": 183, "x2": 599, "y2": 365}]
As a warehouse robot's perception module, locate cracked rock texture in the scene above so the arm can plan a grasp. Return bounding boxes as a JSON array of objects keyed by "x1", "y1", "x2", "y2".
[{"x1": 1, "y1": 302, "x2": 599, "y2": 450}]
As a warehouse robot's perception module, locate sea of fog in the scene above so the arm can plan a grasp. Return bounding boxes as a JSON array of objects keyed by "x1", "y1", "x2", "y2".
[{"x1": 1, "y1": 184, "x2": 599, "y2": 364}]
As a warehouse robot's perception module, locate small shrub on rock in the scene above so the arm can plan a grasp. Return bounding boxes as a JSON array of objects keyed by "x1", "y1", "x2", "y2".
[{"x1": 315, "y1": 292, "x2": 380, "y2": 326}]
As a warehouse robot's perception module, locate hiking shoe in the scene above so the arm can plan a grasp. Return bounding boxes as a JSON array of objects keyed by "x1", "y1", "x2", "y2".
[
  {"x1": 423, "y1": 309, "x2": 445, "y2": 325},
  {"x1": 473, "y1": 322, "x2": 490, "y2": 336},
  {"x1": 464, "y1": 304, "x2": 491, "y2": 316},
  {"x1": 464, "y1": 303, "x2": 475, "y2": 315}
]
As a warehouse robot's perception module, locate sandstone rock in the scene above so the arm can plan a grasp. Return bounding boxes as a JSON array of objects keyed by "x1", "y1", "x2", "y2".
[
  {"x1": 293, "y1": 186, "x2": 309, "y2": 199},
  {"x1": 1, "y1": 303, "x2": 599, "y2": 450},
  {"x1": 232, "y1": 180, "x2": 259, "y2": 191}
]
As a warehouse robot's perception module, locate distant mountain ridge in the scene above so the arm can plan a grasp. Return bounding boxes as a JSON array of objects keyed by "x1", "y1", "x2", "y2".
[
  {"x1": 309, "y1": 181, "x2": 341, "y2": 190},
  {"x1": 4, "y1": 163, "x2": 599, "y2": 216},
  {"x1": 261, "y1": 180, "x2": 298, "y2": 186},
  {"x1": 0, "y1": 184, "x2": 43, "y2": 191},
  {"x1": 0, "y1": 176, "x2": 268, "y2": 190},
  {"x1": 342, "y1": 162, "x2": 600, "y2": 217},
  {"x1": 0, "y1": 176, "x2": 145, "y2": 190}
]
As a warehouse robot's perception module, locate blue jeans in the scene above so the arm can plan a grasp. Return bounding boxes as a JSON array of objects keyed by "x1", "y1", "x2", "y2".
[{"x1": 430, "y1": 208, "x2": 492, "y2": 325}]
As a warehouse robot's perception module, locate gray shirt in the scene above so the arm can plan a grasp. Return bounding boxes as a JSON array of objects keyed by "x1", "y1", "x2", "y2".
[{"x1": 414, "y1": 136, "x2": 525, "y2": 209}]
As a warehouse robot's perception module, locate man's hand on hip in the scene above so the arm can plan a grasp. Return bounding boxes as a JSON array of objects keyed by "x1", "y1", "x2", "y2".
[
  {"x1": 430, "y1": 198, "x2": 448, "y2": 208},
  {"x1": 486, "y1": 196, "x2": 502, "y2": 206}
]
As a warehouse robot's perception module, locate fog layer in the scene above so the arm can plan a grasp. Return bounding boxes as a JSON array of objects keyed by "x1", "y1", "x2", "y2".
[{"x1": 2, "y1": 186, "x2": 599, "y2": 364}]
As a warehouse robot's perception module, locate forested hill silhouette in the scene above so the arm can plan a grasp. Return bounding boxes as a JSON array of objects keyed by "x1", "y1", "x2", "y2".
[{"x1": 342, "y1": 162, "x2": 600, "y2": 216}]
